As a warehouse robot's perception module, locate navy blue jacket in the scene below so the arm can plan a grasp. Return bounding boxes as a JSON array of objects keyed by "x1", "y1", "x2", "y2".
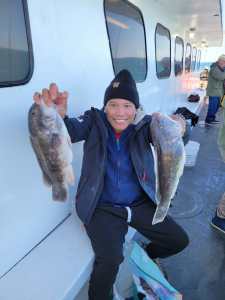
[
  {"x1": 64, "y1": 108, "x2": 156, "y2": 224},
  {"x1": 98, "y1": 118, "x2": 144, "y2": 206}
]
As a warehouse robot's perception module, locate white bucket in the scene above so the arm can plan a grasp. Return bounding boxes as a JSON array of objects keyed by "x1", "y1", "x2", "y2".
[{"x1": 184, "y1": 140, "x2": 200, "y2": 167}]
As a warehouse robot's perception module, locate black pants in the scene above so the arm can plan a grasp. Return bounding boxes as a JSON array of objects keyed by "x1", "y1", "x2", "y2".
[{"x1": 85, "y1": 200, "x2": 189, "y2": 300}]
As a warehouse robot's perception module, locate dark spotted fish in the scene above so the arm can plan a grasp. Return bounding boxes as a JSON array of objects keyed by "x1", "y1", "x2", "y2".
[
  {"x1": 150, "y1": 113, "x2": 185, "y2": 225},
  {"x1": 28, "y1": 100, "x2": 74, "y2": 201},
  {"x1": 218, "y1": 110, "x2": 225, "y2": 162}
]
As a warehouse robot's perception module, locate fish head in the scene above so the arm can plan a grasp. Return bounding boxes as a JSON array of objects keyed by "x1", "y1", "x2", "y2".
[
  {"x1": 151, "y1": 113, "x2": 182, "y2": 141},
  {"x1": 39, "y1": 100, "x2": 56, "y2": 118},
  {"x1": 28, "y1": 102, "x2": 57, "y2": 136},
  {"x1": 28, "y1": 103, "x2": 43, "y2": 136}
]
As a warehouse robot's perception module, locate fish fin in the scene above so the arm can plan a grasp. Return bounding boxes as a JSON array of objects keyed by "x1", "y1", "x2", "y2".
[
  {"x1": 52, "y1": 183, "x2": 67, "y2": 201},
  {"x1": 65, "y1": 165, "x2": 75, "y2": 185},
  {"x1": 151, "y1": 144, "x2": 161, "y2": 206},
  {"x1": 42, "y1": 174, "x2": 52, "y2": 186},
  {"x1": 67, "y1": 135, "x2": 72, "y2": 147},
  {"x1": 30, "y1": 136, "x2": 53, "y2": 185},
  {"x1": 152, "y1": 202, "x2": 171, "y2": 225}
]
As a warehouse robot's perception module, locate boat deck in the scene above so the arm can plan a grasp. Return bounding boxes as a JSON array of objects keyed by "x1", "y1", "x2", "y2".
[{"x1": 162, "y1": 104, "x2": 225, "y2": 300}]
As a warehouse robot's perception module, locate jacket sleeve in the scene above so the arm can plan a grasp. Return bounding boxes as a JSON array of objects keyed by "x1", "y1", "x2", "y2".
[
  {"x1": 63, "y1": 110, "x2": 93, "y2": 143},
  {"x1": 210, "y1": 65, "x2": 225, "y2": 81}
]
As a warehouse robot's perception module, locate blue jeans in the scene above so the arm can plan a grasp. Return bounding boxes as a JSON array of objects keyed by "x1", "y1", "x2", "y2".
[{"x1": 205, "y1": 96, "x2": 220, "y2": 122}]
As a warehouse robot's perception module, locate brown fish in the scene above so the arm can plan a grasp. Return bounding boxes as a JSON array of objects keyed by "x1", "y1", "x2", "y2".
[
  {"x1": 150, "y1": 113, "x2": 185, "y2": 225},
  {"x1": 28, "y1": 100, "x2": 74, "y2": 201}
]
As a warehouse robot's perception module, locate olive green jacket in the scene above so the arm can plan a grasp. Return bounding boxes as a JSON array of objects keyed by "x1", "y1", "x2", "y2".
[{"x1": 206, "y1": 63, "x2": 225, "y2": 97}]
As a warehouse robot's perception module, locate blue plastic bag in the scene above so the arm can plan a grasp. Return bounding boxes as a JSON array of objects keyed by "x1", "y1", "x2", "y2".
[{"x1": 129, "y1": 242, "x2": 182, "y2": 300}]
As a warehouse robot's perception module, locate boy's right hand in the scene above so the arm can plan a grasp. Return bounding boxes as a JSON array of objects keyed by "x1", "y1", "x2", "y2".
[{"x1": 33, "y1": 83, "x2": 68, "y2": 118}]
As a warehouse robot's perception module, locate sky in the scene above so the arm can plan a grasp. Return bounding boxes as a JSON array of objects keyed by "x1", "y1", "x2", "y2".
[
  {"x1": 202, "y1": 46, "x2": 225, "y2": 62},
  {"x1": 202, "y1": 0, "x2": 225, "y2": 62}
]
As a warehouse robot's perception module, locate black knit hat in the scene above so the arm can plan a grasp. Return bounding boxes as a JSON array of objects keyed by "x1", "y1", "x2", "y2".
[{"x1": 104, "y1": 69, "x2": 139, "y2": 108}]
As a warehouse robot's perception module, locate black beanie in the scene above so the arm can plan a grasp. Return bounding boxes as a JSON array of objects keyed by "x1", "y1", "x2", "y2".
[{"x1": 104, "y1": 69, "x2": 139, "y2": 108}]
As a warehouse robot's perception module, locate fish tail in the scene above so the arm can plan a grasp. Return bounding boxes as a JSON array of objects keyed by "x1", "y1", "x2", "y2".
[
  {"x1": 52, "y1": 183, "x2": 67, "y2": 201},
  {"x1": 152, "y1": 203, "x2": 170, "y2": 225}
]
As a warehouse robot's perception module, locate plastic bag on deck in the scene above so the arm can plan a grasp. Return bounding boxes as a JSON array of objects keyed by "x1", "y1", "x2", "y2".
[
  {"x1": 187, "y1": 94, "x2": 200, "y2": 103},
  {"x1": 128, "y1": 242, "x2": 182, "y2": 300}
]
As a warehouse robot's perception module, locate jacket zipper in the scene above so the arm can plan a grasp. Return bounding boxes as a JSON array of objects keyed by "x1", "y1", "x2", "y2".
[{"x1": 116, "y1": 137, "x2": 120, "y2": 201}]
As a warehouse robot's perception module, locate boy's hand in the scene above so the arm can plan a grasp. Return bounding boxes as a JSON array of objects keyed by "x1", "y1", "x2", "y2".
[{"x1": 33, "y1": 83, "x2": 68, "y2": 118}]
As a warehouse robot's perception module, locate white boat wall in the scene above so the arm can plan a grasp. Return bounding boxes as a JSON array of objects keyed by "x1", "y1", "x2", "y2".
[{"x1": 0, "y1": 0, "x2": 223, "y2": 299}]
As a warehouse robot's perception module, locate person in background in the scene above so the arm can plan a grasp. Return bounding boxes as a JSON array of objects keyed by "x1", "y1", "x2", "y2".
[
  {"x1": 205, "y1": 54, "x2": 225, "y2": 125},
  {"x1": 200, "y1": 68, "x2": 209, "y2": 81},
  {"x1": 33, "y1": 70, "x2": 189, "y2": 300}
]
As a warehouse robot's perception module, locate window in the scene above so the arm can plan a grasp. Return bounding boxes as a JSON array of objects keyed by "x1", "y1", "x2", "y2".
[
  {"x1": 104, "y1": 0, "x2": 147, "y2": 82},
  {"x1": 174, "y1": 36, "x2": 184, "y2": 76},
  {"x1": 155, "y1": 23, "x2": 171, "y2": 78},
  {"x1": 191, "y1": 47, "x2": 197, "y2": 71},
  {"x1": 196, "y1": 49, "x2": 201, "y2": 70},
  {"x1": 0, "y1": 0, "x2": 33, "y2": 87},
  {"x1": 185, "y1": 43, "x2": 192, "y2": 72}
]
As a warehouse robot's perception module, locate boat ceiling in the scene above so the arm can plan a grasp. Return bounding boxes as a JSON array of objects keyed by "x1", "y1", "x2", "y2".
[{"x1": 157, "y1": 0, "x2": 223, "y2": 47}]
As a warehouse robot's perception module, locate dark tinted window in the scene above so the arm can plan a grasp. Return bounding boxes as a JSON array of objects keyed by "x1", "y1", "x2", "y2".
[
  {"x1": 155, "y1": 23, "x2": 171, "y2": 78},
  {"x1": 174, "y1": 36, "x2": 184, "y2": 76},
  {"x1": 191, "y1": 47, "x2": 197, "y2": 71},
  {"x1": 105, "y1": 0, "x2": 147, "y2": 82},
  {"x1": 185, "y1": 43, "x2": 192, "y2": 72},
  {"x1": 0, "y1": 0, "x2": 33, "y2": 87}
]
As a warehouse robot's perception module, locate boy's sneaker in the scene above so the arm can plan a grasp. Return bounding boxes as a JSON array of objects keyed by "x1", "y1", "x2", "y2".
[{"x1": 211, "y1": 214, "x2": 225, "y2": 234}]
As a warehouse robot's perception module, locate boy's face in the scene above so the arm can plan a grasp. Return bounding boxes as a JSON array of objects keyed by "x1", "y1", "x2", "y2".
[{"x1": 105, "y1": 98, "x2": 136, "y2": 132}]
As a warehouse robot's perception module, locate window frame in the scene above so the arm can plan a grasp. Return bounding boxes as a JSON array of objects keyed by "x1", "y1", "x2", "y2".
[
  {"x1": 155, "y1": 23, "x2": 171, "y2": 79},
  {"x1": 184, "y1": 43, "x2": 192, "y2": 73},
  {"x1": 197, "y1": 49, "x2": 202, "y2": 70},
  {"x1": 191, "y1": 46, "x2": 197, "y2": 72},
  {"x1": 103, "y1": 0, "x2": 148, "y2": 82},
  {"x1": 0, "y1": 0, "x2": 34, "y2": 88},
  {"x1": 174, "y1": 36, "x2": 184, "y2": 76}
]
